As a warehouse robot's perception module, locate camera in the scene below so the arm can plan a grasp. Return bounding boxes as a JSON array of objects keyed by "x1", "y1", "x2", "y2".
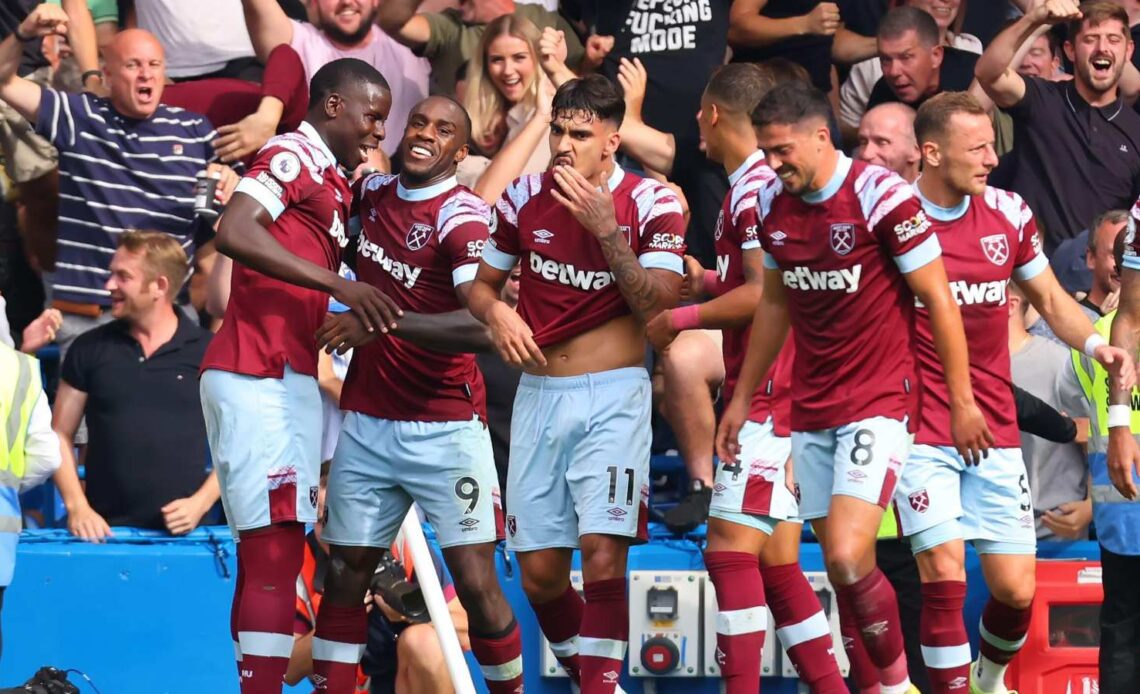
[
  {"x1": 0, "y1": 667, "x2": 79, "y2": 694},
  {"x1": 370, "y1": 551, "x2": 429, "y2": 624}
]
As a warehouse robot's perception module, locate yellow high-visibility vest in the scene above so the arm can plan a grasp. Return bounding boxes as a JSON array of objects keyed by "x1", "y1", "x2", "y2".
[{"x1": 0, "y1": 345, "x2": 41, "y2": 482}]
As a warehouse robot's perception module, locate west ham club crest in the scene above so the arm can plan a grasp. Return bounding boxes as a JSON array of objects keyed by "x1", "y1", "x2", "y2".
[
  {"x1": 830, "y1": 223, "x2": 855, "y2": 256},
  {"x1": 980, "y1": 234, "x2": 1009, "y2": 265},
  {"x1": 406, "y1": 223, "x2": 434, "y2": 251}
]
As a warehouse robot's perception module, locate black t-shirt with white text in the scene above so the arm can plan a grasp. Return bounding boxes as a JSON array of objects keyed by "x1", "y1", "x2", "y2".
[{"x1": 582, "y1": 0, "x2": 732, "y2": 151}]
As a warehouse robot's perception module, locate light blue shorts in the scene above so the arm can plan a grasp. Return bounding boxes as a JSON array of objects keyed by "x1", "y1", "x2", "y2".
[
  {"x1": 323, "y1": 412, "x2": 502, "y2": 549},
  {"x1": 200, "y1": 366, "x2": 322, "y2": 537},
  {"x1": 895, "y1": 444, "x2": 1037, "y2": 555},
  {"x1": 709, "y1": 417, "x2": 797, "y2": 535},
  {"x1": 790, "y1": 416, "x2": 910, "y2": 521},
  {"x1": 505, "y1": 367, "x2": 651, "y2": 551}
]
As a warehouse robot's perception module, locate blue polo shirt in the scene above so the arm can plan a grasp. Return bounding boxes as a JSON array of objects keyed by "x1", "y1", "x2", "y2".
[{"x1": 34, "y1": 88, "x2": 217, "y2": 305}]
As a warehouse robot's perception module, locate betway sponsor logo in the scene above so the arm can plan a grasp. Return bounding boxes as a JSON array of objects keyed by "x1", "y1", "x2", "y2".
[
  {"x1": 328, "y1": 210, "x2": 349, "y2": 249},
  {"x1": 950, "y1": 279, "x2": 1006, "y2": 306},
  {"x1": 359, "y1": 236, "x2": 422, "y2": 288},
  {"x1": 529, "y1": 251, "x2": 613, "y2": 290},
  {"x1": 781, "y1": 265, "x2": 862, "y2": 293},
  {"x1": 917, "y1": 280, "x2": 1008, "y2": 308}
]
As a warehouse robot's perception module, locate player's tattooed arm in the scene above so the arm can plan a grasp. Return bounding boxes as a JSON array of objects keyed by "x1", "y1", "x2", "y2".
[
  {"x1": 551, "y1": 165, "x2": 680, "y2": 321},
  {"x1": 595, "y1": 231, "x2": 681, "y2": 321}
]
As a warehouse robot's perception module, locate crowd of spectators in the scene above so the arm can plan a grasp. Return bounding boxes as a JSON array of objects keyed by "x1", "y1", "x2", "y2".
[{"x1": 1, "y1": 0, "x2": 1139, "y2": 691}]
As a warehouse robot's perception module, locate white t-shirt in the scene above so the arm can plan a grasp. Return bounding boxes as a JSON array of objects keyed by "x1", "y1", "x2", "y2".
[
  {"x1": 839, "y1": 32, "x2": 983, "y2": 129},
  {"x1": 290, "y1": 22, "x2": 431, "y2": 157},
  {"x1": 133, "y1": 0, "x2": 256, "y2": 78}
]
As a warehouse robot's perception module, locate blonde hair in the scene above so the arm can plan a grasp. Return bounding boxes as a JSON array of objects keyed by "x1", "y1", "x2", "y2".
[
  {"x1": 464, "y1": 15, "x2": 542, "y2": 154},
  {"x1": 117, "y1": 230, "x2": 188, "y2": 300}
]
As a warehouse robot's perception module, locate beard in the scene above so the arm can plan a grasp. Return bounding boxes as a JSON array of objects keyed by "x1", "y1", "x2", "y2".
[{"x1": 319, "y1": 8, "x2": 377, "y2": 45}]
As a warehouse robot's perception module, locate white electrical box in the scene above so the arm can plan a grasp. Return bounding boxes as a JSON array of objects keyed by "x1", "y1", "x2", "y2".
[
  {"x1": 539, "y1": 571, "x2": 584, "y2": 678},
  {"x1": 628, "y1": 571, "x2": 704, "y2": 677},
  {"x1": 779, "y1": 571, "x2": 850, "y2": 678}
]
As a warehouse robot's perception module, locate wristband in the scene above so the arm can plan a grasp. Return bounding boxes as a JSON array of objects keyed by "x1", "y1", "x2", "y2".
[
  {"x1": 669, "y1": 304, "x2": 701, "y2": 332},
  {"x1": 1107, "y1": 404, "x2": 1132, "y2": 429},
  {"x1": 703, "y1": 269, "x2": 722, "y2": 297},
  {"x1": 81, "y1": 70, "x2": 103, "y2": 85},
  {"x1": 13, "y1": 27, "x2": 33, "y2": 43},
  {"x1": 1084, "y1": 333, "x2": 1107, "y2": 358}
]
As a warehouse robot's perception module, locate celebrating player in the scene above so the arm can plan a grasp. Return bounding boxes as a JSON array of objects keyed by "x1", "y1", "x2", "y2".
[
  {"x1": 306, "y1": 95, "x2": 524, "y2": 694},
  {"x1": 895, "y1": 92, "x2": 1133, "y2": 694},
  {"x1": 717, "y1": 81, "x2": 990, "y2": 694},
  {"x1": 644, "y1": 63, "x2": 846, "y2": 694},
  {"x1": 469, "y1": 75, "x2": 686, "y2": 693},
  {"x1": 199, "y1": 59, "x2": 394, "y2": 694}
]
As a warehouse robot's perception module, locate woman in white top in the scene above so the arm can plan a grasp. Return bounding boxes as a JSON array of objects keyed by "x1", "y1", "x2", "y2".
[
  {"x1": 840, "y1": 0, "x2": 982, "y2": 130},
  {"x1": 459, "y1": 15, "x2": 574, "y2": 202}
]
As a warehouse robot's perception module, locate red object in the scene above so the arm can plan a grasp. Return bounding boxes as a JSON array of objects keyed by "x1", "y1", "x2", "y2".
[
  {"x1": 340, "y1": 174, "x2": 490, "y2": 424},
  {"x1": 1005, "y1": 561, "x2": 1102, "y2": 694},
  {"x1": 162, "y1": 44, "x2": 309, "y2": 166},
  {"x1": 490, "y1": 170, "x2": 686, "y2": 349},
  {"x1": 200, "y1": 127, "x2": 352, "y2": 380},
  {"x1": 713, "y1": 154, "x2": 794, "y2": 434}
]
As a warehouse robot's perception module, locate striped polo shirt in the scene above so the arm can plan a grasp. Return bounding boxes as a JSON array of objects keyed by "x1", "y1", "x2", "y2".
[{"x1": 34, "y1": 88, "x2": 217, "y2": 305}]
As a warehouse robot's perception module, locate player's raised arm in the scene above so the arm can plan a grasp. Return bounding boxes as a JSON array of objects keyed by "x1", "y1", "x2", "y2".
[
  {"x1": 904, "y1": 255, "x2": 994, "y2": 464},
  {"x1": 716, "y1": 265, "x2": 790, "y2": 464}
]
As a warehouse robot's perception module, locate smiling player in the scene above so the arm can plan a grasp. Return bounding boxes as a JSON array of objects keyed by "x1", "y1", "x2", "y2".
[
  {"x1": 308, "y1": 95, "x2": 523, "y2": 694},
  {"x1": 199, "y1": 59, "x2": 396, "y2": 694},
  {"x1": 718, "y1": 81, "x2": 992, "y2": 694}
]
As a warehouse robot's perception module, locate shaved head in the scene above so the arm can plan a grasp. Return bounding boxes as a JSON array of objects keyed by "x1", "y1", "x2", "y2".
[
  {"x1": 103, "y1": 28, "x2": 166, "y2": 119},
  {"x1": 106, "y1": 28, "x2": 165, "y2": 65},
  {"x1": 858, "y1": 102, "x2": 920, "y2": 182}
]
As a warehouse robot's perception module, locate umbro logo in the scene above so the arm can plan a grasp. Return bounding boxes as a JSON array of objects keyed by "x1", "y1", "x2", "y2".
[
  {"x1": 770, "y1": 230, "x2": 787, "y2": 246},
  {"x1": 533, "y1": 229, "x2": 554, "y2": 244},
  {"x1": 607, "y1": 507, "x2": 628, "y2": 518},
  {"x1": 458, "y1": 517, "x2": 479, "y2": 528},
  {"x1": 862, "y1": 620, "x2": 889, "y2": 637}
]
